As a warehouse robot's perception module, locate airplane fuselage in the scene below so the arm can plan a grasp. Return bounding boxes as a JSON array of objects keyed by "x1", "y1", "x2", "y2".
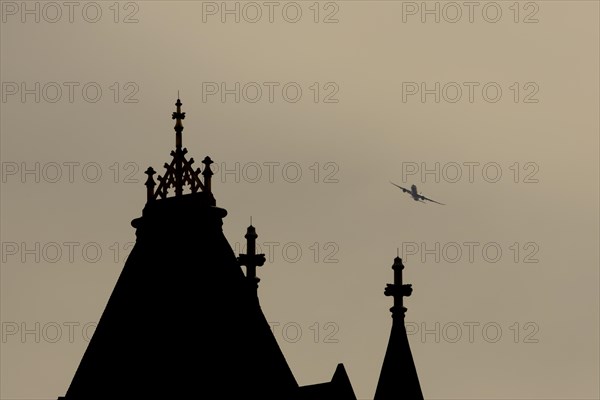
[{"x1": 410, "y1": 184, "x2": 419, "y2": 200}]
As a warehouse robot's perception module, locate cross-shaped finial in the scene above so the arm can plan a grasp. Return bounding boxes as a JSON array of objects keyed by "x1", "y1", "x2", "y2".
[
  {"x1": 384, "y1": 256, "x2": 413, "y2": 317},
  {"x1": 172, "y1": 97, "x2": 185, "y2": 149},
  {"x1": 238, "y1": 224, "x2": 266, "y2": 297},
  {"x1": 172, "y1": 100, "x2": 186, "y2": 123}
]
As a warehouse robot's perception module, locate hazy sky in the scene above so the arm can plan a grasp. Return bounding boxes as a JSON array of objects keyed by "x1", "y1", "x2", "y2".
[{"x1": 1, "y1": 1, "x2": 599, "y2": 399}]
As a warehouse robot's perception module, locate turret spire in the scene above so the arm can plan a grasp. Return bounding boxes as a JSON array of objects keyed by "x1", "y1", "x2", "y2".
[{"x1": 374, "y1": 255, "x2": 423, "y2": 400}]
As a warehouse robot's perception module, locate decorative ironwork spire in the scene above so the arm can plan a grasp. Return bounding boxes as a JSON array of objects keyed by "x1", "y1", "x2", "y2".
[{"x1": 143, "y1": 97, "x2": 215, "y2": 203}]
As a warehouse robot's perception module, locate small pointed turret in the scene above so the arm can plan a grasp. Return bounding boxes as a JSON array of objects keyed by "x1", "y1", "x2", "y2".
[{"x1": 374, "y1": 255, "x2": 424, "y2": 400}]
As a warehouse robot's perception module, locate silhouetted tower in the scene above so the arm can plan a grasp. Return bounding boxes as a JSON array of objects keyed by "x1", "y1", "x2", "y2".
[
  {"x1": 58, "y1": 97, "x2": 356, "y2": 400},
  {"x1": 374, "y1": 255, "x2": 424, "y2": 400}
]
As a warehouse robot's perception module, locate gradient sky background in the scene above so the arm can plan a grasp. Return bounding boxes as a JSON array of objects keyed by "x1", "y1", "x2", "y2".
[{"x1": 1, "y1": 1, "x2": 599, "y2": 399}]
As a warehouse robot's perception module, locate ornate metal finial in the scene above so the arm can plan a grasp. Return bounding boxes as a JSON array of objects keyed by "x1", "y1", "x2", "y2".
[
  {"x1": 143, "y1": 96, "x2": 216, "y2": 203},
  {"x1": 172, "y1": 97, "x2": 185, "y2": 149},
  {"x1": 202, "y1": 156, "x2": 214, "y2": 193},
  {"x1": 238, "y1": 223, "x2": 266, "y2": 298},
  {"x1": 244, "y1": 224, "x2": 258, "y2": 241},
  {"x1": 384, "y1": 256, "x2": 413, "y2": 318},
  {"x1": 144, "y1": 167, "x2": 156, "y2": 202}
]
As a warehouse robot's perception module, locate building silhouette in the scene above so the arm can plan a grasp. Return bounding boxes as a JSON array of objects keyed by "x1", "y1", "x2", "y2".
[{"x1": 57, "y1": 98, "x2": 424, "y2": 399}]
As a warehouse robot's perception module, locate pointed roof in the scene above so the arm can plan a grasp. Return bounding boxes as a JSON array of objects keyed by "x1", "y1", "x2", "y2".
[
  {"x1": 374, "y1": 256, "x2": 424, "y2": 400},
  {"x1": 58, "y1": 96, "x2": 363, "y2": 400},
  {"x1": 59, "y1": 98, "x2": 299, "y2": 399}
]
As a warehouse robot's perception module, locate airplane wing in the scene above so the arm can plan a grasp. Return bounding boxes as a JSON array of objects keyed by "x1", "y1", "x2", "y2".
[
  {"x1": 419, "y1": 194, "x2": 445, "y2": 205},
  {"x1": 389, "y1": 181, "x2": 411, "y2": 193}
]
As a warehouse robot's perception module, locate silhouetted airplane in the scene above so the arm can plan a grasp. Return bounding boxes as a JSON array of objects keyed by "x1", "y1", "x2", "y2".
[{"x1": 390, "y1": 182, "x2": 445, "y2": 205}]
